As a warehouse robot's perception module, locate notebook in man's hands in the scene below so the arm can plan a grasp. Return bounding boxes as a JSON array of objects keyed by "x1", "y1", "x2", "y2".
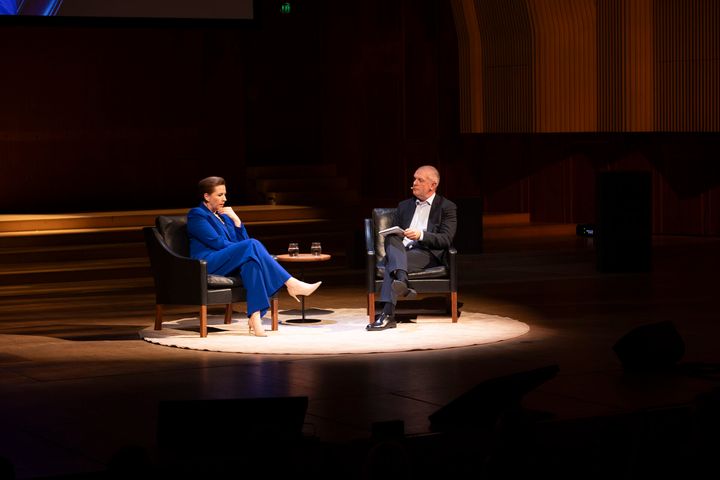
[{"x1": 379, "y1": 226, "x2": 404, "y2": 236}]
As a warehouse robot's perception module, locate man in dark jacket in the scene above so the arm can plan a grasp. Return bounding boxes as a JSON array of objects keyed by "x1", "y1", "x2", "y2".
[{"x1": 367, "y1": 165, "x2": 457, "y2": 331}]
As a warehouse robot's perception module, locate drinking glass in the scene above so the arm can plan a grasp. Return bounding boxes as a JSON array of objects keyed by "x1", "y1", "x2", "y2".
[
  {"x1": 311, "y1": 242, "x2": 322, "y2": 256},
  {"x1": 288, "y1": 242, "x2": 299, "y2": 257}
]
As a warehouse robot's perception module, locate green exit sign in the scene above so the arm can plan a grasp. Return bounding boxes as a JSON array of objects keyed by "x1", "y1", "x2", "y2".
[{"x1": 281, "y1": 2, "x2": 291, "y2": 14}]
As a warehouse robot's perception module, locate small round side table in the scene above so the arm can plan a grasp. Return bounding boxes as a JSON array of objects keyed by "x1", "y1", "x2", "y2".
[{"x1": 275, "y1": 253, "x2": 331, "y2": 324}]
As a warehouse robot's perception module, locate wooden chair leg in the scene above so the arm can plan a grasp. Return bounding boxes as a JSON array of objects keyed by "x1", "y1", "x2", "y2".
[
  {"x1": 224, "y1": 304, "x2": 233, "y2": 324},
  {"x1": 368, "y1": 293, "x2": 375, "y2": 323},
  {"x1": 155, "y1": 304, "x2": 163, "y2": 330},
  {"x1": 271, "y1": 296, "x2": 279, "y2": 331},
  {"x1": 200, "y1": 305, "x2": 208, "y2": 337},
  {"x1": 451, "y1": 292, "x2": 458, "y2": 323}
]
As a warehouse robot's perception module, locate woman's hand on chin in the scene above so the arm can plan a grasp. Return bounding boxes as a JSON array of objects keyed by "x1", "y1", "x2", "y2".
[{"x1": 220, "y1": 206, "x2": 242, "y2": 228}]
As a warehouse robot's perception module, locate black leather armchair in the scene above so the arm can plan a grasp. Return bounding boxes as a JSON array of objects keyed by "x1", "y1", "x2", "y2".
[
  {"x1": 143, "y1": 215, "x2": 279, "y2": 337},
  {"x1": 365, "y1": 208, "x2": 458, "y2": 323}
]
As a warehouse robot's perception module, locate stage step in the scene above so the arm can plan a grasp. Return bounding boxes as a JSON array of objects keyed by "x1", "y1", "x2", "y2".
[
  {"x1": 0, "y1": 242, "x2": 147, "y2": 264},
  {"x1": 0, "y1": 205, "x2": 357, "y2": 299},
  {"x1": 0, "y1": 205, "x2": 329, "y2": 235},
  {"x1": 0, "y1": 277, "x2": 154, "y2": 313}
]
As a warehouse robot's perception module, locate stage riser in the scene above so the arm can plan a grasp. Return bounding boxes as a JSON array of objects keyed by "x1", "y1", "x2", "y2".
[
  {"x1": 0, "y1": 278, "x2": 155, "y2": 300},
  {"x1": 0, "y1": 206, "x2": 329, "y2": 234},
  {"x1": 0, "y1": 266, "x2": 151, "y2": 288},
  {"x1": 0, "y1": 230, "x2": 144, "y2": 249},
  {"x1": 0, "y1": 243, "x2": 147, "y2": 265},
  {"x1": 0, "y1": 227, "x2": 350, "y2": 263},
  {"x1": 0, "y1": 205, "x2": 357, "y2": 299}
]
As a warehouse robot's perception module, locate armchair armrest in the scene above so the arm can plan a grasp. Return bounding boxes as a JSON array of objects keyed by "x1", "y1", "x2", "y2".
[
  {"x1": 364, "y1": 218, "x2": 377, "y2": 293},
  {"x1": 448, "y1": 247, "x2": 457, "y2": 292},
  {"x1": 364, "y1": 218, "x2": 376, "y2": 254}
]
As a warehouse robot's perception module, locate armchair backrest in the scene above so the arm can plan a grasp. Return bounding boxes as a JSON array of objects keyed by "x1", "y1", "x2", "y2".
[
  {"x1": 156, "y1": 215, "x2": 190, "y2": 258},
  {"x1": 372, "y1": 208, "x2": 396, "y2": 262},
  {"x1": 144, "y1": 216, "x2": 209, "y2": 306}
]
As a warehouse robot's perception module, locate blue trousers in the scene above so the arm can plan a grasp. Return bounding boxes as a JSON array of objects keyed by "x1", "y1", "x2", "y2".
[{"x1": 203, "y1": 239, "x2": 290, "y2": 317}]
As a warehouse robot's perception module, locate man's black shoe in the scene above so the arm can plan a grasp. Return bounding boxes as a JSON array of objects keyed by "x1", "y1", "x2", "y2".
[
  {"x1": 366, "y1": 312, "x2": 397, "y2": 331},
  {"x1": 392, "y1": 279, "x2": 417, "y2": 299}
]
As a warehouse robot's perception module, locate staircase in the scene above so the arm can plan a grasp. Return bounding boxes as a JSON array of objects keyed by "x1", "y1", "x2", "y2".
[{"x1": 0, "y1": 205, "x2": 357, "y2": 302}]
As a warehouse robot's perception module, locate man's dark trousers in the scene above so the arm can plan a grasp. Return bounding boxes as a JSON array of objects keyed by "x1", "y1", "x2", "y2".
[{"x1": 379, "y1": 235, "x2": 439, "y2": 305}]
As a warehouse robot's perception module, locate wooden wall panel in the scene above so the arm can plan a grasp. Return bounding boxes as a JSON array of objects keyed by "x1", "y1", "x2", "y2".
[
  {"x1": 597, "y1": 0, "x2": 625, "y2": 131},
  {"x1": 450, "y1": 0, "x2": 483, "y2": 132},
  {"x1": 319, "y1": 0, "x2": 461, "y2": 202},
  {"x1": 655, "y1": 0, "x2": 720, "y2": 131},
  {"x1": 474, "y1": 0, "x2": 534, "y2": 132},
  {"x1": 0, "y1": 0, "x2": 467, "y2": 213},
  {"x1": 403, "y1": 0, "x2": 440, "y2": 142},
  {"x1": 624, "y1": 0, "x2": 654, "y2": 131},
  {"x1": 318, "y1": 2, "x2": 366, "y2": 199},
  {"x1": 0, "y1": 26, "x2": 244, "y2": 212},
  {"x1": 597, "y1": 0, "x2": 654, "y2": 131},
  {"x1": 527, "y1": 0, "x2": 597, "y2": 132}
]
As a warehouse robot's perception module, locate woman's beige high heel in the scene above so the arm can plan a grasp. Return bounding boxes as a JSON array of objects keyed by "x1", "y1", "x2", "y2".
[
  {"x1": 248, "y1": 313, "x2": 267, "y2": 337},
  {"x1": 286, "y1": 279, "x2": 322, "y2": 303}
]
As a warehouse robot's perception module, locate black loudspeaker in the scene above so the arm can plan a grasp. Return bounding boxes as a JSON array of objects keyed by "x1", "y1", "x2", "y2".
[
  {"x1": 157, "y1": 396, "x2": 308, "y2": 458},
  {"x1": 596, "y1": 171, "x2": 652, "y2": 272},
  {"x1": 613, "y1": 321, "x2": 685, "y2": 372},
  {"x1": 428, "y1": 365, "x2": 559, "y2": 432}
]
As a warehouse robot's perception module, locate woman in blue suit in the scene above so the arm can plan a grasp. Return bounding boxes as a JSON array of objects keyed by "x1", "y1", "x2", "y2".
[{"x1": 187, "y1": 176, "x2": 321, "y2": 337}]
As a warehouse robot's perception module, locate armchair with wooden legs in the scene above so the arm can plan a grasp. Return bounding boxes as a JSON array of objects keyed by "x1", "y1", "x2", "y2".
[
  {"x1": 143, "y1": 215, "x2": 278, "y2": 338},
  {"x1": 365, "y1": 208, "x2": 458, "y2": 323}
]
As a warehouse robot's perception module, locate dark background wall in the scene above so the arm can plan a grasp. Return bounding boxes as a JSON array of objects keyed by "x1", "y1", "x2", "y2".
[
  {"x1": 453, "y1": 132, "x2": 720, "y2": 235},
  {"x1": 0, "y1": 0, "x2": 718, "y2": 236},
  {"x1": 0, "y1": 24, "x2": 248, "y2": 211},
  {"x1": 0, "y1": 0, "x2": 458, "y2": 212}
]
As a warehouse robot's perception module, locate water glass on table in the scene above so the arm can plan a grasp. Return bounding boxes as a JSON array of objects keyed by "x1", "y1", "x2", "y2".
[
  {"x1": 288, "y1": 242, "x2": 299, "y2": 257},
  {"x1": 311, "y1": 242, "x2": 322, "y2": 256}
]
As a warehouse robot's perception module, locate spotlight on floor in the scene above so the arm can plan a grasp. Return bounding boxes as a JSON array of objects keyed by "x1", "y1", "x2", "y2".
[{"x1": 429, "y1": 365, "x2": 559, "y2": 432}]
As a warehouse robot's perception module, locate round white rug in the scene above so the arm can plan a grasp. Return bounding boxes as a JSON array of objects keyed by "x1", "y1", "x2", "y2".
[{"x1": 139, "y1": 308, "x2": 530, "y2": 355}]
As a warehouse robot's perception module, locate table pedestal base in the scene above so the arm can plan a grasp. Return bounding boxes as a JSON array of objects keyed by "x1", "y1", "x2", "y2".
[{"x1": 283, "y1": 296, "x2": 322, "y2": 324}]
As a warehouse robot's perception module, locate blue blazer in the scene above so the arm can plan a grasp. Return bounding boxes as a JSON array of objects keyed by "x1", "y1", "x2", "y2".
[
  {"x1": 187, "y1": 203, "x2": 249, "y2": 262},
  {"x1": 187, "y1": 203, "x2": 291, "y2": 315}
]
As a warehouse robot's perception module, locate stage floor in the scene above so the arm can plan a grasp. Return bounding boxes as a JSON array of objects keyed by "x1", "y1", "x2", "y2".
[{"x1": 1, "y1": 233, "x2": 720, "y2": 478}]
